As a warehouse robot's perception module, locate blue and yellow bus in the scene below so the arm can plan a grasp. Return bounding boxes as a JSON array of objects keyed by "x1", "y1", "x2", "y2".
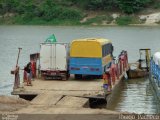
[{"x1": 69, "y1": 38, "x2": 113, "y2": 78}]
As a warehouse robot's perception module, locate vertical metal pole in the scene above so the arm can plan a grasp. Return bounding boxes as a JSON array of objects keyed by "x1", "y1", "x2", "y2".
[
  {"x1": 145, "y1": 49, "x2": 150, "y2": 72},
  {"x1": 16, "y1": 48, "x2": 22, "y2": 66},
  {"x1": 14, "y1": 48, "x2": 22, "y2": 89}
]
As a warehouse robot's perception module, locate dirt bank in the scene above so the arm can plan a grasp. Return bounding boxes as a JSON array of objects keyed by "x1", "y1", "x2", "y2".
[
  {"x1": 81, "y1": 11, "x2": 160, "y2": 26},
  {"x1": 0, "y1": 94, "x2": 129, "y2": 120},
  {"x1": 0, "y1": 95, "x2": 29, "y2": 112},
  {"x1": 0, "y1": 95, "x2": 118, "y2": 114}
]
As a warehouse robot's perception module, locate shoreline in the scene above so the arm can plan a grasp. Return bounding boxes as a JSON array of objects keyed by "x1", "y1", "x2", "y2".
[{"x1": 0, "y1": 23, "x2": 160, "y2": 27}]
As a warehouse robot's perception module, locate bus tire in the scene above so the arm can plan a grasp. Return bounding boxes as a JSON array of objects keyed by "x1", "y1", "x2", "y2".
[{"x1": 75, "y1": 74, "x2": 82, "y2": 79}]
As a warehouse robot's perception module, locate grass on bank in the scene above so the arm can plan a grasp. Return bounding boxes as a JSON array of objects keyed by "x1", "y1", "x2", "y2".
[
  {"x1": 115, "y1": 16, "x2": 141, "y2": 25},
  {"x1": 0, "y1": 16, "x2": 81, "y2": 25},
  {"x1": 82, "y1": 15, "x2": 114, "y2": 25},
  {"x1": 0, "y1": 14, "x2": 145, "y2": 26}
]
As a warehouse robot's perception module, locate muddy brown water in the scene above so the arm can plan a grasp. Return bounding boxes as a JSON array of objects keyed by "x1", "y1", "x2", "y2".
[{"x1": 0, "y1": 25, "x2": 160, "y2": 113}]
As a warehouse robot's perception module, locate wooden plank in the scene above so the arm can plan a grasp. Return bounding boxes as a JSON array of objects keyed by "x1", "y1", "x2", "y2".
[
  {"x1": 56, "y1": 96, "x2": 89, "y2": 108},
  {"x1": 31, "y1": 93, "x2": 63, "y2": 105}
]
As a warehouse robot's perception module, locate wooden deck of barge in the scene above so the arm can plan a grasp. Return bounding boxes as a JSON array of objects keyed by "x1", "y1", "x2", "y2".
[
  {"x1": 12, "y1": 76, "x2": 104, "y2": 98},
  {"x1": 12, "y1": 68, "x2": 128, "y2": 101},
  {"x1": 10, "y1": 68, "x2": 128, "y2": 115}
]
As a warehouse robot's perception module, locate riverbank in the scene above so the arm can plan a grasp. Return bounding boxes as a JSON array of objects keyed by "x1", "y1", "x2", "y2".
[
  {"x1": 0, "y1": 96, "x2": 120, "y2": 119},
  {"x1": 0, "y1": 95, "x2": 29, "y2": 112},
  {"x1": 1, "y1": 0, "x2": 160, "y2": 26},
  {"x1": 1, "y1": 12, "x2": 160, "y2": 26},
  {"x1": 0, "y1": 95, "x2": 119, "y2": 115}
]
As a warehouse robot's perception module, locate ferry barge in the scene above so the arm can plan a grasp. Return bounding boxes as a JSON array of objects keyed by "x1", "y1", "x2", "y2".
[{"x1": 11, "y1": 37, "x2": 129, "y2": 107}]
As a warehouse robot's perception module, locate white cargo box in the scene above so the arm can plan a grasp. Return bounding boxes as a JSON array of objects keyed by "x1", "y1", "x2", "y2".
[
  {"x1": 153, "y1": 52, "x2": 160, "y2": 65},
  {"x1": 40, "y1": 43, "x2": 69, "y2": 71}
]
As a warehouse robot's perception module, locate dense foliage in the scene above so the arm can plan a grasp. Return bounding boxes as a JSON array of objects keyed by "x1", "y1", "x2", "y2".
[
  {"x1": 70, "y1": 0, "x2": 152, "y2": 14},
  {"x1": 0, "y1": 0, "x2": 83, "y2": 23},
  {"x1": 0, "y1": 0, "x2": 158, "y2": 25},
  {"x1": 0, "y1": 0, "x2": 153, "y2": 15},
  {"x1": 72, "y1": 0, "x2": 152, "y2": 14},
  {"x1": 117, "y1": 0, "x2": 152, "y2": 14}
]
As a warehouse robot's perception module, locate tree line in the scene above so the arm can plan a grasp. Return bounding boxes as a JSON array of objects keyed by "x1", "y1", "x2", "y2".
[
  {"x1": 0, "y1": 0, "x2": 154, "y2": 22},
  {"x1": 0, "y1": 0, "x2": 82, "y2": 22},
  {"x1": 72, "y1": 0, "x2": 152, "y2": 14}
]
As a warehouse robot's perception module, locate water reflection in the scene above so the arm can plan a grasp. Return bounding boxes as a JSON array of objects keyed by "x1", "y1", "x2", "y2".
[{"x1": 107, "y1": 78, "x2": 160, "y2": 114}]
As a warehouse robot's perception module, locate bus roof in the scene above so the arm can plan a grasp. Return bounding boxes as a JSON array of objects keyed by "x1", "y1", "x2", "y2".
[
  {"x1": 71, "y1": 38, "x2": 111, "y2": 45},
  {"x1": 70, "y1": 38, "x2": 112, "y2": 58}
]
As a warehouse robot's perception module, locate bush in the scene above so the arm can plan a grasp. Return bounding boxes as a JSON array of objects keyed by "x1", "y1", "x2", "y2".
[
  {"x1": 0, "y1": 3, "x2": 3, "y2": 15},
  {"x1": 117, "y1": 0, "x2": 152, "y2": 14},
  {"x1": 0, "y1": 0, "x2": 19, "y2": 13},
  {"x1": 154, "y1": 2, "x2": 160, "y2": 9},
  {"x1": 59, "y1": 8, "x2": 82, "y2": 20},
  {"x1": 116, "y1": 16, "x2": 133, "y2": 25},
  {"x1": 85, "y1": 0, "x2": 117, "y2": 10},
  {"x1": 83, "y1": 15, "x2": 113, "y2": 25},
  {"x1": 55, "y1": 0, "x2": 74, "y2": 6},
  {"x1": 38, "y1": 0, "x2": 82, "y2": 21}
]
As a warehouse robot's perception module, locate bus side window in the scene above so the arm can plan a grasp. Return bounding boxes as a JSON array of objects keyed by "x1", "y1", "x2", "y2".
[
  {"x1": 106, "y1": 43, "x2": 112, "y2": 55},
  {"x1": 103, "y1": 43, "x2": 113, "y2": 57},
  {"x1": 111, "y1": 44, "x2": 114, "y2": 52},
  {"x1": 102, "y1": 45, "x2": 105, "y2": 57},
  {"x1": 109, "y1": 43, "x2": 113, "y2": 54},
  {"x1": 104, "y1": 44, "x2": 107, "y2": 56},
  {"x1": 106, "y1": 44, "x2": 110, "y2": 55}
]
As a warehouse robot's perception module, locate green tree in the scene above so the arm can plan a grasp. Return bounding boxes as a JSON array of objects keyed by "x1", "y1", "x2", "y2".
[
  {"x1": 0, "y1": 1, "x2": 4, "y2": 15},
  {"x1": 38, "y1": 0, "x2": 60, "y2": 21},
  {"x1": 117, "y1": 0, "x2": 152, "y2": 14},
  {"x1": 85, "y1": 0, "x2": 117, "y2": 10},
  {"x1": 37, "y1": 0, "x2": 82, "y2": 21}
]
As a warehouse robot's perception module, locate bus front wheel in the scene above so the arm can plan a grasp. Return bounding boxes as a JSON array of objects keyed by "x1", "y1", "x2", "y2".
[{"x1": 75, "y1": 74, "x2": 82, "y2": 79}]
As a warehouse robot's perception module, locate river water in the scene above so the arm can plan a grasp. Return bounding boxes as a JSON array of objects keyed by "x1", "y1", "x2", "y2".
[
  {"x1": 0, "y1": 25, "x2": 160, "y2": 113},
  {"x1": 107, "y1": 78, "x2": 160, "y2": 114}
]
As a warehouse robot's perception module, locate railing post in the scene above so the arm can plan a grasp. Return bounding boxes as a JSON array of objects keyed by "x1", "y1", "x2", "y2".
[
  {"x1": 13, "y1": 66, "x2": 20, "y2": 89},
  {"x1": 125, "y1": 51, "x2": 129, "y2": 69},
  {"x1": 119, "y1": 55, "x2": 122, "y2": 75},
  {"x1": 110, "y1": 64, "x2": 116, "y2": 85},
  {"x1": 116, "y1": 60, "x2": 119, "y2": 80}
]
